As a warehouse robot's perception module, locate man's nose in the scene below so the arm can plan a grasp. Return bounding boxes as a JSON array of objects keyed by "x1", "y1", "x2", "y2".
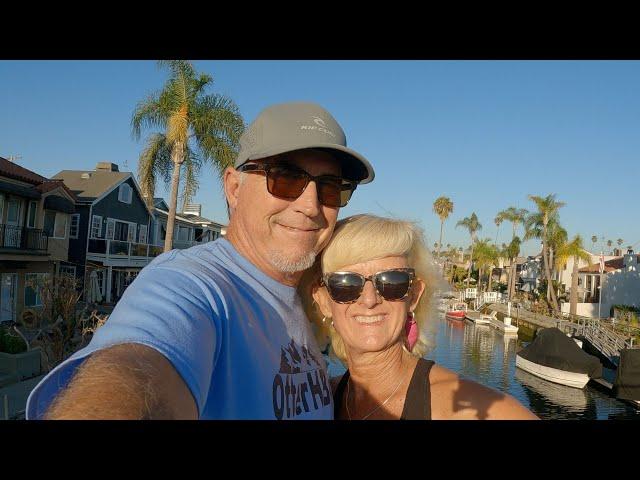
[{"x1": 291, "y1": 180, "x2": 321, "y2": 217}]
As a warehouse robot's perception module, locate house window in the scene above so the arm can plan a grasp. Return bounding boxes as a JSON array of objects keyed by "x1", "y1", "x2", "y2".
[
  {"x1": 69, "y1": 214, "x2": 80, "y2": 239},
  {"x1": 59, "y1": 265, "x2": 76, "y2": 278},
  {"x1": 44, "y1": 211, "x2": 68, "y2": 239},
  {"x1": 27, "y1": 201, "x2": 38, "y2": 228},
  {"x1": 25, "y1": 273, "x2": 48, "y2": 307},
  {"x1": 139, "y1": 224, "x2": 148, "y2": 244},
  {"x1": 118, "y1": 183, "x2": 132, "y2": 204},
  {"x1": 53, "y1": 213, "x2": 67, "y2": 239},
  {"x1": 7, "y1": 197, "x2": 20, "y2": 224},
  {"x1": 91, "y1": 215, "x2": 103, "y2": 238},
  {"x1": 106, "y1": 218, "x2": 116, "y2": 240},
  {"x1": 43, "y1": 210, "x2": 56, "y2": 237}
]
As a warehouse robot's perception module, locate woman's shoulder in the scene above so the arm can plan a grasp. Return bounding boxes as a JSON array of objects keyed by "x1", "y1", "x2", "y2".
[{"x1": 428, "y1": 364, "x2": 537, "y2": 420}]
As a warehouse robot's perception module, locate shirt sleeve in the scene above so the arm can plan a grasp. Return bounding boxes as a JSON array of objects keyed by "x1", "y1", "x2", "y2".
[{"x1": 26, "y1": 255, "x2": 218, "y2": 419}]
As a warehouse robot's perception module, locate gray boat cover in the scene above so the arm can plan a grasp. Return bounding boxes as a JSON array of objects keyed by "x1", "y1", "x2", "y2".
[
  {"x1": 613, "y1": 348, "x2": 640, "y2": 401},
  {"x1": 518, "y1": 327, "x2": 603, "y2": 378}
]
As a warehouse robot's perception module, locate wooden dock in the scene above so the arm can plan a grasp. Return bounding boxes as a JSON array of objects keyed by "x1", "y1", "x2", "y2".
[{"x1": 464, "y1": 311, "x2": 490, "y2": 325}]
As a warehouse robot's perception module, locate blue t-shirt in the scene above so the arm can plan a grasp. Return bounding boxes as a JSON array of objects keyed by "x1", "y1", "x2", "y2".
[{"x1": 26, "y1": 239, "x2": 333, "y2": 420}]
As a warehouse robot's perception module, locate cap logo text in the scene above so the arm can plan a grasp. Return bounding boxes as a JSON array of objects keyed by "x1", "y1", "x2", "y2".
[{"x1": 300, "y1": 116, "x2": 336, "y2": 138}]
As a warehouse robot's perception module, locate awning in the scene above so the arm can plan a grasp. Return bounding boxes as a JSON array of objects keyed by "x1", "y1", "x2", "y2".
[
  {"x1": 44, "y1": 195, "x2": 75, "y2": 214},
  {"x1": 0, "y1": 180, "x2": 41, "y2": 199}
]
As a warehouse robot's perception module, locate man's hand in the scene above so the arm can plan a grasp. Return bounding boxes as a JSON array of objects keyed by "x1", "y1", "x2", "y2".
[{"x1": 45, "y1": 343, "x2": 198, "y2": 420}]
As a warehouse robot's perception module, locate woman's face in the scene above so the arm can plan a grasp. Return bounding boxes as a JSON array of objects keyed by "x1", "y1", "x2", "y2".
[{"x1": 314, "y1": 255, "x2": 425, "y2": 356}]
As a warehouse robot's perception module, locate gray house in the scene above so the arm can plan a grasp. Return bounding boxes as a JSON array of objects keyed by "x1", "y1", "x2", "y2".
[{"x1": 53, "y1": 162, "x2": 155, "y2": 304}]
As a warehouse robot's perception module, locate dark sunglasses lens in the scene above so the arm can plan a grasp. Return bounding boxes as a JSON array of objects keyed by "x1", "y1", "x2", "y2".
[
  {"x1": 375, "y1": 271, "x2": 411, "y2": 301},
  {"x1": 327, "y1": 273, "x2": 364, "y2": 302},
  {"x1": 318, "y1": 180, "x2": 353, "y2": 208},
  {"x1": 267, "y1": 167, "x2": 308, "y2": 199}
]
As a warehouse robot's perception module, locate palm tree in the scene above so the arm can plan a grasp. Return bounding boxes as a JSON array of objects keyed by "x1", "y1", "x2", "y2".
[
  {"x1": 496, "y1": 207, "x2": 528, "y2": 300},
  {"x1": 525, "y1": 194, "x2": 566, "y2": 313},
  {"x1": 433, "y1": 196, "x2": 454, "y2": 259},
  {"x1": 456, "y1": 213, "x2": 482, "y2": 288},
  {"x1": 607, "y1": 239, "x2": 613, "y2": 254},
  {"x1": 555, "y1": 235, "x2": 591, "y2": 316},
  {"x1": 132, "y1": 60, "x2": 244, "y2": 252},
  {"x1": 591, "y1": 235, "x2": 598, "y2": 251},
  {"x1": 494, "y1": 214, "x2": 503, "y2": 245},
  {"x1": 474, "y1": 238, "x2": 499, "y2": 292},
  {"x1": 617, "y1": 238, "x2": 624, "y2": 253}
]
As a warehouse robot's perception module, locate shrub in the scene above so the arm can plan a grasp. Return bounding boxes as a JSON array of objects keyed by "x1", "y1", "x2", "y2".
[{"x1": 0, "y1": 325, "x2": 27, "y2": 354}]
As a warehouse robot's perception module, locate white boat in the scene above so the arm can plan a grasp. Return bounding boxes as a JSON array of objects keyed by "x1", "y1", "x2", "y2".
[
  {"x1": 514, "y1": 367, "x2": 589, "y2": 409},
  {"x1": 515, "y1": 327, "x2": 603, "y2": 389},
  {"x1": 515, "y1": 355, "x2": 590, "y2": 389}
]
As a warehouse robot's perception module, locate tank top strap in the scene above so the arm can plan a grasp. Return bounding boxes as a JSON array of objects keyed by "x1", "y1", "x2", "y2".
[
  {"x1": 332, "y1": 370, "x2": 351, "y2": 419},
  {"x1": 400, "y1": 358, "x2": 435, "y2": 420}
]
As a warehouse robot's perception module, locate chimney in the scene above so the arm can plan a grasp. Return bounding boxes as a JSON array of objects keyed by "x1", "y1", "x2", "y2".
[
  {"x1": 183, "y1": 203, "x2": 202, "y2": 216},
  {"x1": 95, "y1": 162, "x2": 119, "y2": 172}
]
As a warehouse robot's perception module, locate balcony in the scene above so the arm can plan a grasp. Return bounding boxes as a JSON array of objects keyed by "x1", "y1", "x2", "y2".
[
  {"x1": 0, "y1": 224, "x2": 48, "y2": 253},
  {"x1": 87, "y1": 238, "x2": 205, "y2": 266}
]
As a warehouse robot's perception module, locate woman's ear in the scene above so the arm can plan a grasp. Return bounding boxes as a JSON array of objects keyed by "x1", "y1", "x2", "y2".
[
  {"x1": 312, "y1": 284, "x2": 333, "y2": 318},
  {"x1": 408, "y1": 278, "x2": 426, "y2": 312}
]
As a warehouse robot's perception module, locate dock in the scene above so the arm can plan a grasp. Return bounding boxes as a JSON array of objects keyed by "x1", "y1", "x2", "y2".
[
  {"x1": 488, "y1": 316, "x2": 519, "y2": 335},
  {"x1": 464, "y1": 311, "x2": 490, "y2": 325}
]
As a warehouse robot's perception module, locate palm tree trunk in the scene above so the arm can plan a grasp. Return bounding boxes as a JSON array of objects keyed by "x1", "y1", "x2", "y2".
[
  {"x1": 488, "y1": 267, "x2": 493, "y2": 292},
  {"x1": 437, "y1": 220, "x2": 444, "y2": 259},
  {"x1": 570, "y1": 256, "x2": 579, "y2": 316},
  {"x1": 164, "y1": 142, "x2": 184, "y2": 253},
  {"x1": 467, "y1": 244, "x2": 474, "y2": 288},
  {"x1": 542, "y1": 239, "x2": 559, "y2": 312}
]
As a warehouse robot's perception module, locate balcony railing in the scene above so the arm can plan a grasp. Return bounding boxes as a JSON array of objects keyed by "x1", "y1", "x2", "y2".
[
  {"x1": 0, "y1": 224, "x2": 48, "y2": 252},
  {"x1": 87, "y1": 238, "x2": 205, "y2": 263}
]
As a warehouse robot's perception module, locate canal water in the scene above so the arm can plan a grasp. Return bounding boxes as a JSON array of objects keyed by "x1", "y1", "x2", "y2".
[{"x1": 326, "y1": 313, "x2": 640, "y2": 420}]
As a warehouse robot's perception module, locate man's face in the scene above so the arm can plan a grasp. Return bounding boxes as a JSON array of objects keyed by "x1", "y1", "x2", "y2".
[{"x1": 229, "y1": 149, "x2": 344, "y2": 277}]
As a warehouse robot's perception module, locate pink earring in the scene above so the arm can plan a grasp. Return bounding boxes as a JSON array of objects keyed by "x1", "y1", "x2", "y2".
[{"x1": 405, "y1": 311, "x2": 418, "y2": 351}]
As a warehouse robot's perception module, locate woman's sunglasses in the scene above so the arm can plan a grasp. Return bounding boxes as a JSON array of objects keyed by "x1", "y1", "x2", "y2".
[
  {"x1": 237, "y1": 162, "x2": 357, "y2": 208},
  {"x1": 320, "y1": 268, "x2": 416, "y2": 304}
]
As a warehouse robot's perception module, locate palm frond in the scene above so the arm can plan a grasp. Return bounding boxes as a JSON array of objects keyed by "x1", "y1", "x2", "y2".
[
  {"x1": 137, "y1": 133, "x2": 171, "y2": 208},
  {"x1": 179, "y1": 148, "x2": 202, "y2": 210}
]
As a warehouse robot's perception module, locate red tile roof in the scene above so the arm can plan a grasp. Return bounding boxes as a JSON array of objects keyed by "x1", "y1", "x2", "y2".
[
  {"x1": 0, "y1": 157, "x2": 77, "y2": 202},
  {"x1": 0, "y1": 157, "x2": 49, "y2": 184},
  {"x1": 578, "y1": 256, "x2": 638, "y2": 273}
]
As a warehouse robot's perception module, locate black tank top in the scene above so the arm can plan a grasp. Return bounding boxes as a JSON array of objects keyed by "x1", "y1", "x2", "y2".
[{"x1": 333, "y1": 358, "x2": 435, "y2": 420}]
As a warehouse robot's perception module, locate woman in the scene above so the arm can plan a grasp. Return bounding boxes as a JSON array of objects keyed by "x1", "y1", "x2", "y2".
[{"x1": 302, "y1": 214, "x2": 537, "y2": 420}]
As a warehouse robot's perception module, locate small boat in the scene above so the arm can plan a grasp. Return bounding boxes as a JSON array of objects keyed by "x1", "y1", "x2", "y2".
[
  {"x1": 515, "y1": 327, "x2": 603, "y2": 389},
  {"x1": 445, "y1": 302, "x2": 467, "y2": 322}
]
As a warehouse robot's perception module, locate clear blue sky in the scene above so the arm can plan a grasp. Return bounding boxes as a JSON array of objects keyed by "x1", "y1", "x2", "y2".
[{"x1": 1, "y1": 60, "x2": 639, "y2": 256}]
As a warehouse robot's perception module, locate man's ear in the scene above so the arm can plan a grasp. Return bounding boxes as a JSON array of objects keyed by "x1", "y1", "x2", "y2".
[
  {"x1": 312, "y1": 284, "x2": 333, "y2": 318},
  {"x1": 408, "y1": 278, "x2": 426, "y2": 312},
  {"x1": 224, "y1": 167, "x2": 241, "y2": 210}
]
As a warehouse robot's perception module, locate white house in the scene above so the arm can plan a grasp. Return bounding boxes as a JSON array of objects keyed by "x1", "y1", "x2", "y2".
[{"x1": 561, "y1": 249, "x2": 640, "y2": 318}]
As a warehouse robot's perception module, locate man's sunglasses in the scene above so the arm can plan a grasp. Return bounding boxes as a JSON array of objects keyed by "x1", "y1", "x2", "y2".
[
  {"x1": 237, "y1": 162, "x2": 357, "y2": 208},
  {"x1": 320, "y1": 268, "x2": 416, "y2": 304}
]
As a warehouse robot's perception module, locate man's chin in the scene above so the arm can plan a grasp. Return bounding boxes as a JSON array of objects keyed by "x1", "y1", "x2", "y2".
[{"x1": 268, "y1": 249, "x2": 317, "y2": 274}]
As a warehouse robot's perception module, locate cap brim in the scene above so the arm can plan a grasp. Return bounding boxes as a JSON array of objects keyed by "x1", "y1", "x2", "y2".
[{"x1": 240, "y1": 143, "x2": 374, "y2": 184}]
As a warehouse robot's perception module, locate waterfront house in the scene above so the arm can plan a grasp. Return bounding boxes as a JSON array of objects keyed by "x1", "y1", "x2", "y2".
[
  {"x1": 53, "y1": 162, "x2": 155, "y2": 304},
  {"x1": 563, "y1": 249, "x2": 640, "y2": 318},
  {"x1": 149, "y1": 199, "x2": 223, "y2": 249},
  {"x1": 0, "y1": 157, "x2": 76, "y2": 323}
]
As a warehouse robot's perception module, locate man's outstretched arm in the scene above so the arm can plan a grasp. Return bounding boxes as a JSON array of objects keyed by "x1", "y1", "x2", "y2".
[{"x1": 45, "y1": 343, "x2": 198, "y2": 420}]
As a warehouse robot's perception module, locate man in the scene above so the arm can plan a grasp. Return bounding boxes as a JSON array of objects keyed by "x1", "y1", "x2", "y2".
[{"x1": 26, "y1": 101, "x2": 374, "y2": 420}]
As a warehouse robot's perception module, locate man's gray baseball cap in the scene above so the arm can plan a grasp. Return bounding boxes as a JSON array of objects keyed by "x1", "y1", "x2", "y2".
[{"x1": 234, "y1": 101, "x2": 374, "y2": 184}]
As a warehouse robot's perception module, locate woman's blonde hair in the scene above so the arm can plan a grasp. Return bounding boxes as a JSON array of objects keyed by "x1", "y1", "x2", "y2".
[{"x1": 300, "y1": 214, "x2": 441, "y2": 364}]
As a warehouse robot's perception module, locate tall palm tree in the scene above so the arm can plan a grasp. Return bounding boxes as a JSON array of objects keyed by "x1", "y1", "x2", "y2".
[
  {"x1": 496, "y1": 207, "x2": 528, "y2": 300},
  {"x1": 132, "y1": 60, "x2": 244, "y2": 252},
  {"x1": 607, "y1": 239, "x2": 613, "y2": 254},
  {"x1": 494, "y1": 214, "x2": 503, "y2": 245},
  {"x1": 617, "y1": 238, "x2": 624, "y2": 253},
  {"x1": 525, "y1": 194, "x2": 566, "y2": 313},
  {"x1": 433, "y1": 196, "x2": 454, "y2": 259},
  {"x1": 555, "y1": 235, "x2": 591, "y2": 316},
  {"x1": 591, "y1": 235, "x2": 598, "y2": 251},
  {"x1": 456, "y1": 213, "x2": 482, "y2": 288}
]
